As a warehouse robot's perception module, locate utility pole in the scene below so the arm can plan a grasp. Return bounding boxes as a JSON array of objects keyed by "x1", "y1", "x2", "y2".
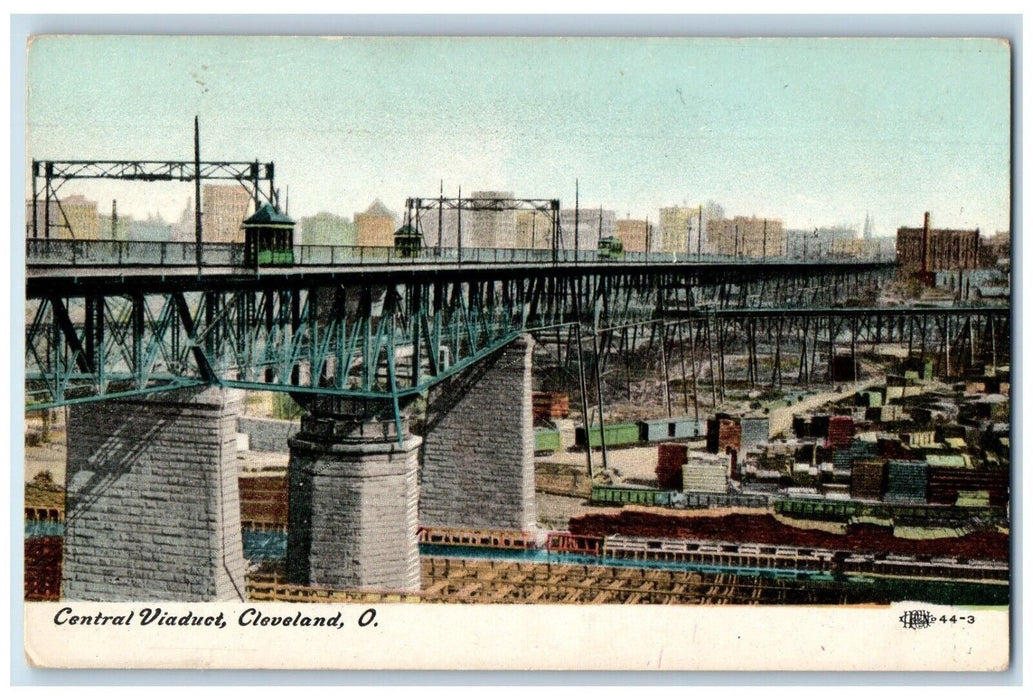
[
  {"x1": 111, "y1": 200, "x2": 118, "y2": 240},
  {"x1": 574, "y1": 179, "x2": 580, "y2": 258},
  {"x1": 686, "y1": 212, "x2": 692, "y2": 257},
  {"x1": 194, "y1": 116, "x2": 203, "y2": 269},
  {"x1": 697, "y1": 204, "x2": 702, "y2": 259},
  {"x1": 31, "y1": 161, "x2": 38, "y2": 239}
]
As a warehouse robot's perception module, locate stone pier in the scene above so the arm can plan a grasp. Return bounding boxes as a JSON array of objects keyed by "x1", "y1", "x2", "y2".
[
  {"x1": 420, "y1": 334, "x2": 537, "y2": 531},
  {"x1": 286, "y1": 411, "x2": 421, "y2": 591},
  {"x1": 63, "y1": 387, "x2": 246, "y2": 601}
]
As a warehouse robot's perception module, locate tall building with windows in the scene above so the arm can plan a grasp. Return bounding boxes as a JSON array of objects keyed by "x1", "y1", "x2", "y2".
[
  {"x1": 300, "y1": 212, "x2": 356, "y2": 247},
  {"x1": 416, "y1": 191, "x2": 520, "y2": 249},
  {"x1": 658, "y1": 206, "x2": 707, "y2": 254},
  {"x1": 467, "y1": 191, "x2": 517, "y2": 248},
  {"x1": 616, "y1": 218, "x2": 653, "y2": 253},
  {"x1": 707, "y1": 216, "x2": 785, "y2": 258},
  {"x1": 897, "y1": 212, "x2": 979, "y2": 280},
  {"x1": 354, "y1": 200, "x2": 398, "y2": 248},
  {"x1": 515, "y1": 210, "x2": 555, "y2": 249},
  {"x1": 785, "y1": 225, "x2": 855, "y2": 259},
  {"x1": 202, "y1": 185, "x2": 253, "y2": 243},
  {"x1": 26, "y1": 194, "x2": 101, "y2": 240},
  {"x1": 558, "y1": 207, "x2": 615, "y2": 251}
]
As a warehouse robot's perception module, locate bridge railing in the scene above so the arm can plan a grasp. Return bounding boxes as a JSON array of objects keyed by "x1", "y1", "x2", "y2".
[
  {"x1": 26, "y1": 239, "x2": 245, "y2": 267},
  {"x1": 26, "y1": 238, "x2": 895, "y2": 268}
]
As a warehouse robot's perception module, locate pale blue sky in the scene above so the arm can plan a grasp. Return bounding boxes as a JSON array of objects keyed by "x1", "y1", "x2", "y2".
[{"x1": 26, "y1": 36, "x2": 1011, "y2": 235}]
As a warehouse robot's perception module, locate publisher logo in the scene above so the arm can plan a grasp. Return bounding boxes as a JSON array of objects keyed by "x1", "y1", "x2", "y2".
[{"x1": 899, "y1": 610, "x2": 935, "y2": 630}]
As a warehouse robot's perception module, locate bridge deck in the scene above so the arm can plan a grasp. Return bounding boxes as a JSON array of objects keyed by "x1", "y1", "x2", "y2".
[{"x1": 27, "y1": 259, "x2": 895, "y2": 295}]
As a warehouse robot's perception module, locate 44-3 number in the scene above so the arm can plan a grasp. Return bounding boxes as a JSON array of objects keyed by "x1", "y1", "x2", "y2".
[{"x1": 939, "y1": 615, "x2": 976, "y2": 624}]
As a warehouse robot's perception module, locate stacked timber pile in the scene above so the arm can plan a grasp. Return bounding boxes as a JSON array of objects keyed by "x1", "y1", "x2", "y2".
[
  {"x1": 25, "y1": 536, "x2": 62, "y2": 601},
  {"x1": 926, "y1": 462, "x2": 1009, "y2": 507},
  {"x1": 656, "y1": 443, "x2": 688, "y2": 490},
  {"x1": 706, "y1": 414, "x2": 741, "y2": 454},
  {"x1": 826, "y1": 416, "x2": 854, "y2": 449},
  {"x1": 238, "y1": 473, "x2": 289, "y2": 529},
  {"x1": 683, "y1": 452, "x2": 729, "y2": 494},
  {"x1": 532, "y1": 392, "x2": 570, "y2": 421},
  {"x1": 246, "y1": 563, "x2": 420, "y2": 603},
  {"x1": 885, "y1": 460, "x2": 928, "y2": 503},
  {"x1": 740, "y1": 415, "x2": 769, "y2": 452},
  {"x1": 568, "y1": 509, "x2": 1009, "y2": 561},
  {"x1": 419, "y1": 557, "x2": 850, "y2": 605},
  {"x1": 850, "y1": 460, "x2": 887, "y2": 500}
]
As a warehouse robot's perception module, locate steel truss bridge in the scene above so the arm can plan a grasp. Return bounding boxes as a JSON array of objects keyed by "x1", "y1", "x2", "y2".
[
  {"x1": 592, "y1": 305, "x2": 1010, "y2": 417},
  {"x1": 25, "y1": 258, "x2": 904, "y2": 432}
]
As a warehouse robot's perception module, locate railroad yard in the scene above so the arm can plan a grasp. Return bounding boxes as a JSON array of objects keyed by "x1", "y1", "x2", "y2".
[{"x1": 25, "y1": 331, "x2": 1011, "y2": 606}]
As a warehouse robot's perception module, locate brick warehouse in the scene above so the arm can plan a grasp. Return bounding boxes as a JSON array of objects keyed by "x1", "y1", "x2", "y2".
[{"x1": 897, "y1": 212, "x2": 980, "y2": 282}]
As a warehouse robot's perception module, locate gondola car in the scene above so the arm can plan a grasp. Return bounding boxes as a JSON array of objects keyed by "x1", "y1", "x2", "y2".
[
  {"x1": 598, "y1": 236, "x2": 625, "y2": 260},
  {"x1": 243, "y1": 203, "x2": 295, "y2": 267}
]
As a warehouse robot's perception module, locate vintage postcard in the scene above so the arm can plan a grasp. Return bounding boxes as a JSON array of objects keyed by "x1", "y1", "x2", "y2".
[{"x1": 20, "y1": 34, "x2": 1012, "y2": 671}]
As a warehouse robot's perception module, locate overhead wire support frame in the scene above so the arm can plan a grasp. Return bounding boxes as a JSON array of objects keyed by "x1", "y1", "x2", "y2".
[{"x1": 29, "y1": 159, "x2": 277, "y2": 239}]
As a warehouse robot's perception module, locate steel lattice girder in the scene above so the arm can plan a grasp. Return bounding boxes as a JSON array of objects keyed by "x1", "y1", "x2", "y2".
[
  {"x1": 24, "y1": 263, "x2": 895, "y2": 411},
  {"x1": 656, "y1": 306, "x2": 1010, "y2": 384}
]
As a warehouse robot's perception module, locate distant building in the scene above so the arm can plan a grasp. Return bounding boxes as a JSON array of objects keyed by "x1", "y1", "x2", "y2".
[
  {"x1": 558, "y1": 207, "x2": 615, "y2": 251},
  {"x1": 863, "y1": 212, "x2": 874, "y2": 240},
  {"x1": 354, "y1": 200, "x2": 398, "y2": 248},
  {"x1": 418, "y1": 208, "x2": 460, "y2": 249},
  {"x1": 415, "y1": 192, "x2": 521, "y2": 249},
  {"x1": 170, "y1": 197, "x2": 195, "y2": 242},
  {"x1": 978, "y1": 230, "x2": 1010, "y2": 268},
  {"x1": 515, "y1": 210, "x2": 554, "y2": 249},
  {"x1": 202, "y1": 185, "x2": 252, "y2": 243},
  {"x1": 785, "y1": 226, "x2": 854, "y2": 259},
  {"x1": 26, "y1": 194, "x2": 101, "y2": 240},
  {"x1": 616, "y1": 218, "x2": 652, "y2": 253},
  {"x1": 874, "y1": 237, "x2": 897, "y2": 261},
  {"x1": 467, "y1": 191, "x2": 517, "y2": 248},
  {"x1": 896, "y1": 212, "x2": 980, "y2": 281},
  {"x1": 97, "y1": 211, "x2": 130, "y2": 241},
  {"x1": 707, "y1": 216, "x2": 785, "y2": 258},
  {"x1": 126, "y1": 214, "x2": 173, "y2": 242},
  {"x1": 658, "y1": 206, "x2": 704, "y2": 254},
  {"x1": 831, "y1": 238, "x2": 882, "y2": 260},
  {"x1": 299, "y1": 212, "x2": 355, "y2": 247}
]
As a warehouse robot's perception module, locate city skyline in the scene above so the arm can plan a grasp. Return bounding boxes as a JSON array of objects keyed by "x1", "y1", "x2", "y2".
[{"x1": 26, "y1": 36, "x2": 1011, "y2": 237}]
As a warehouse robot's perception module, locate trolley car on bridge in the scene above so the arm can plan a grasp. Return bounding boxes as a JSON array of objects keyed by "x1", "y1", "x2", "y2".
[{"x1": 243, "y1": 203, "x2": 296, "y2": 267}]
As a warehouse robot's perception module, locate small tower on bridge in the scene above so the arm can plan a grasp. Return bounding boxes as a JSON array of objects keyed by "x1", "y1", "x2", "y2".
[{"x1": 243, "y1": 203, "x2": 296, "y2": 267}]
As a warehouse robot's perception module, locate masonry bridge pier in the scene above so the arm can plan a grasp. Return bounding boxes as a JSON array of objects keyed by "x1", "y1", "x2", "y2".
[{"x1": 29, "y1": 255, "x2": 902, "y2": 598}]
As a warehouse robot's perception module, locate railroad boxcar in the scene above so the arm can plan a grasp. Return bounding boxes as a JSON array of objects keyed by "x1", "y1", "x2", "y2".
[
  {"x1": 590, "y1": 484, "x2": 671, "y2": 506},
  {"x1": 534, "y1": 428, "x2": 562, "y2": 454},
  {"x1": 417, "y1": 526, "x2": 535, "y2": 550},
  {"x1": 775, "y1": 497, "x2": 859, "y2": 521},
  {"x1": 546, "y1": 532, "x2": 604, "y2": 555},
  {"x1": 575, "y1": 422, "x2": 640, "y2": 449}
]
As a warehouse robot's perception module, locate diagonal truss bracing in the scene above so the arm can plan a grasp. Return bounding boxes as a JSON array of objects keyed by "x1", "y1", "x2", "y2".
[{"x1": 25, "y1": 263, "x2": 896, "y2": 413}]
